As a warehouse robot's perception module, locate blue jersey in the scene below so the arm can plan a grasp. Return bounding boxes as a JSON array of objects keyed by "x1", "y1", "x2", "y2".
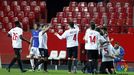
[{"x1": 31, "y1": 30, "x2": 40, "y2": 47}]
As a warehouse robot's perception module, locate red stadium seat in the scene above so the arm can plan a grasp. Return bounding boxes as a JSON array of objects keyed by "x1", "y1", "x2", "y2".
[
  {"x1": 108, "y1": 18, "x2": 117, "y2": 26},
  {"x1": 24, "y1": 6, "x2": 31, "y2": 16},
  {"x1": 88, "y1": 2, "x2": 96, "y2": 7},
  {"x1": 39, "y1": 1, "x2": 46, "y2": 13},
  {"x1": 88, "y1": 6, "x2": 97, "y2": 13},
  {"x1": 124, "y1": 3, "x2": 130, "y2": 8},
  {"x1": 73, "y1": 12, "x2": 81, "y2": 19},
  {"x1": 14, "y1": 5, "x2": 21, "y2": 16},
  {"x1": 97, "y1": 6, "x2": 106, "y2": 13},
  {"x1": 11, "y1": 1, "x2": 18, "y2": 6},
  {"x1": 0, "y1": 11, "x2": 4, "y2": 21},
  {"x1": 115, "y1": 2, "x2": 121, "y2": 8},
  {"x1": 7, "y1": 11, "x2": 14, "y2": 20},
  {"x1": 97, "y1": 2, "x2": 104, "y2": 7},
  {"x1": 56, "y1": 12, "x2": 64, "y2": 20},
  {"x1": 119, "y1": 12, "x2": 127, "y2": 19},
  {"x1": 128, "y1": 27, "x2": 134, "y2": 34},
  {"x1": 3, "y1": 5, "x2": 11, "y2": 15},
  {"x1": 11, "y1": 1, "x2": 18, "y2": 9},
  {"x1": 17, "y1": 11, "x2": 25, "y2": 21},
  {"x1": 69, "y1": 1, "x2": 78, "y2": 7},
  {"x1": 2, "y1": 1, "x2": 8, "y2": 6},
  {"x1": 6, "y1": 22, "x2": 13, "y2": 31},
  {"x1": 63, "y1": 7, "x2": 70, "y2": 12},
  {"x1": 48, "y1": 28, "x2": 55, "y2": 33},
  {"x1": 34, "y1": 6, "x2": 40, "y2": 14},
  {"x1": 2, "y1": 17, "x2": 9, "y2": 30},
  {"x1": 72, "y1": 18, "x2": 78, "y2": 24},
  {"x1": 106, "y1": 2, "x2": 113, "y2": 8},
  {"x1": 126, "y1": 18, "x2": 133, "y2": 26},
  {"x1": 21, "y1": 17, "x2": 29, "y2": 31},
  {"x1": 81, "y1": 11, "x2": 90, "y2": 18},
  {"x1": 51, "y1": 17, "x2": 60, "y2": 25},
  {"x1": 81, "y1": 7, "x2": 88, "y2": 12},
  {"x1": 78, "y1": 2, "x2": 87, "y2": 7},
  {"x1": 81, "y1": 18, "x2": 90, "y2": 26},
  {"x1": 107, "y1": 6, "x2": 115, "y2": 13},
  {"x1": 64, "y1": 12, "x2": 72, "y2": 18},
  {"x1": 72, "y1": 7, "x2": 79, "y2": 12},
  {"x1": 28, "y1": 11, "x2": 35, "y2": 21},
  {"x1": 12, "y1": 17, "x2": 18, "y2": 23},
  {"x1": 30, "y1": 1, "x2": 37, "y2": 11},
  {"x1": 61, "y1": 18, "x2": 68, "y2": 26},
  {"x1": 20, "y1": 1, "x2": 27, "y2": 10}
]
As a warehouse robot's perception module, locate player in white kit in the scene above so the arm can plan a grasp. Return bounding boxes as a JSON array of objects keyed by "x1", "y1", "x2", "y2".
[
  {"x1": 55, "y1": 22, "x2": 79, "y2": 73},
  {"x1": 83, "y1": 22, "x2": 102, "y2": 74},
  {"x1": 33, "y1": 24, "x2": 51, "y2": 72},
  {"x1": 7, "y1": 21, "x2": 30, "y2": 72}
]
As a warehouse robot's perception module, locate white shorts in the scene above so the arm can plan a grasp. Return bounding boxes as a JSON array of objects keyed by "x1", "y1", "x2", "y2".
[{"x1": 30, "y1": 47, "x2": 40, "y2": 57}]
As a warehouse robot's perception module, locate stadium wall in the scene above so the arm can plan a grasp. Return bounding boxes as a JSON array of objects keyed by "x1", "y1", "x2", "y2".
[{"x1": 0, "y1": 31, "x2": 134, "y2": 64}]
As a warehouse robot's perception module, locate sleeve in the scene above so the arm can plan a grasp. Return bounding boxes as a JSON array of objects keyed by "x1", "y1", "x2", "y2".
[
  {"x1": 84, "y1": 29, "x2": 88, "y2": 41},
  {"x1": 8, "y1": 29, "x2": 12, "y2": 35},
  {"x1": 20, "y1": 29, "x2": 23, "y2": 35},
  {"x1": 119, "y1": 47, "x2": 125, "y2": 56},
  {"x1": 56, "y1": 31, "x2": 67, "y2": 40},
  {"x1": 99, "y1": 35, "x2": 106, "y2": 43},
  {"x1": 74, "y1": 24, "x2": 80, "y2": 32}
]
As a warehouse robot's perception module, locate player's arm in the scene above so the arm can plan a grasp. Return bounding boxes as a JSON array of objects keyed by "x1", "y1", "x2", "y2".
[
  {"x1": 42, "y1": 24, "x2": 51, "y2": 35},
  {"x1": 83, "y1": 30, "x2": 88, "y2": 43},
  {"x1": 28, "y1": 37, "x2": 33, "y2": 50},
  {"x1": 54, "y1": 31, "x2": 66, "y2": 40},
  {"x1": 20, "y1": 35, "x2": 30, "y2": 44}
]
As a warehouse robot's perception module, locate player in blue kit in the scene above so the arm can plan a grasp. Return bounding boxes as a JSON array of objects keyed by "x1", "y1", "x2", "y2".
[{"x1": 27, "y1": 23, "x2": 41, "y2": 71}]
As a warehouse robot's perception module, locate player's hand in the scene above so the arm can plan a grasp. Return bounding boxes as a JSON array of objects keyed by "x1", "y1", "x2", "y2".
[
  {"x1": 54, "y1": 32, "x2": 58, "y2": 36},
  {"x1": 110, "y1": 38, "x2": 114, "y2": 42}
]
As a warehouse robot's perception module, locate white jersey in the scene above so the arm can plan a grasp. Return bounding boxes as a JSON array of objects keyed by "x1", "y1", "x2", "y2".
[
  {"x1": 102, "y1": 43, "x2": 115, "y2": 62},
  {"x1": 56, "y1": 25, "x2": 79, "y2": 48},
  {"x1": 114, "y1": 46, "x2": 122, "y2": 56},
  {"x1": 84, "y1": 29, "x2": 103, "y2": 50},
  {"x1": 8, "y1": 27, "x2": 23, "y2": 48},
  {"x1": 38, "y1": 31, "x2": 48, "y2": 49}
]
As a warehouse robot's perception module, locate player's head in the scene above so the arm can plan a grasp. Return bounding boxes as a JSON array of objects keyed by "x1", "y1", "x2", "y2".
[
  {"x1": 90, "y1": 21, "x2": 96, "y2": 30},
  {"x1": 33, "y1": 22, "x2": 40, "y2": 30},
  {"x1": 102, "y1": 26, "x2": 108, "y2": 34},
  {"x1": 114, "y1": 42, "x2": 120, "y2": 49},
  {"x1": 15, "y1": 21, "x2": 21, "y2": 28},
  {"x1": 41, "y1": 24, "x2": 48, "y2": 30},
  {"x1": 96, "y1": 27, "x2": 104, "y2": 36},
  {"x1": 69, "y1": 22, "x2": 75, "y2": 29}
]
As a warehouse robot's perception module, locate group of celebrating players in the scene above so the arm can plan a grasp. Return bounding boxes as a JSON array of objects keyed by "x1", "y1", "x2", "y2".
[{"x1": 6, "y1": 20, "x2": 124, "y2": 74}]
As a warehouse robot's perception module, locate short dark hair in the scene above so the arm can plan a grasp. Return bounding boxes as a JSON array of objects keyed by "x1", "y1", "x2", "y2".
[
  {"x1": 115, "y1": 42, "x2": 119, "y2": 45},
  {"x1": 69, "y1": 22, "x2": 75, "y2": 28},
  {"x1": 90, "y1": 21, "x2": 95, "y2": 30},
  {"x1": 96, "y1": 27, "x2": 104, "y2": 36},
  {"x1": 102, "y1": 26, "x2": 107, "y2": 32},
  {"x1": 15, "y1": 21, "x2": 21, "y2": 28}
]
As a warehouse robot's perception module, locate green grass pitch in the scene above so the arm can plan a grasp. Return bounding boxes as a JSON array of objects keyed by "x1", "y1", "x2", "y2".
[{"x1": 0, "y1": 68, "x2": 134, "y2": 75}]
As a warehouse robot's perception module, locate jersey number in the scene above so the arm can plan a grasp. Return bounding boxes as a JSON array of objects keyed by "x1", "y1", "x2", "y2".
[
  {"x1": 89, "y1": 36, "x2": 96, "y2": 43},
  {"x1": 13, "y1": 33, "x2": 18, "y2": 40},
  {"x1": 104, "y1": 48, "x2": 108, "y2": 53},
  {"x1": 73, "y1": 34, "x2": 76, "y2": 41}
]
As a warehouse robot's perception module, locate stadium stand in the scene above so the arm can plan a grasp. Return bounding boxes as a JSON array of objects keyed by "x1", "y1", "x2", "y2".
[
  {"x1": 50, "y1": 1, "x2": 134, "y2": 34},
  {"x1": 0, "y1": 0, "x2": 47, "y2": 31}
]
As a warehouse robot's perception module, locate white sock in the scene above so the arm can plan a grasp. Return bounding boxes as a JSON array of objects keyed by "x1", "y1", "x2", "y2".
[
  {"x1": 30, "y1": 59, "x2": 34, "y2": 69},
  {"x1": 38, "y1": 63, "x2": 42, "y2": 70}
]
